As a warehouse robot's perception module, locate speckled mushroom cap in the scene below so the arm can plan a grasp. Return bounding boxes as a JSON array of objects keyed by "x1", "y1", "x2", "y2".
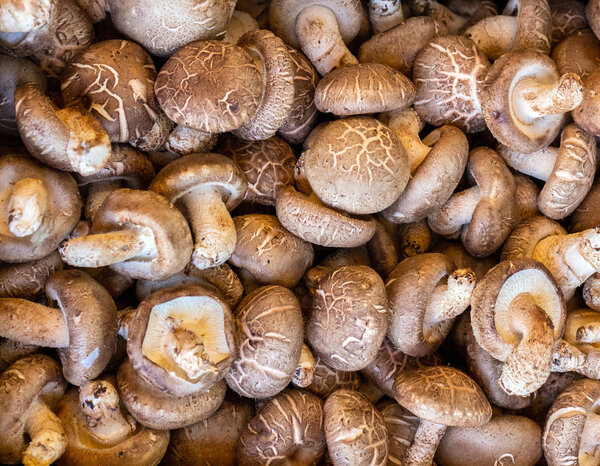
[
  {"x1": 117, "y1": 360, "x2": 226, "y2": 430},
  {"x1": 413, "y1": 35, "x2": 490, "y2": 133},
  {"x1": 127, "y1": 285, "x2": 236, "y2": 397},
  {"x1": 155, "y1": 40, "x2": 262, "y2": 134},
  {"x1": 107, "y1": 0, "x2": 236, "y2": 57},
  {"x1": 436, "y1": 414, "x2": 542, "y2": 466},
  {"x1": 314, "y1": 63, "x2": 415, "y2": 116},
  {"x1": 501, "y1": 215, "x2": 567, "y2": 261},
  {"x1": 229, "y1": 214, "x2": 314, "y2": 288},
  {"x1": 324, "y1": 389, "x2": 388, "y2": 466},
  {"x1": 552, "y1": 30, "x2": 600, "y2": 80},
  {"x1": 55, "y1": 382, "x2": 170, "y2": 466},
  {"x1": 0, "y1": 250, "x2": 61, "y2": 299},
  {"x1": 543, "y1": 378, "x2": 600, "y2": 466},
  {"x1": 571, "y1": 179, "x2": 600, "y2": 232},
  {"x1": 0, "y1": 354, "x2": 66, "y2": 465},
  {"x1": 61, "y1": 40, "x2": 160, "y2": 143},
  {"x1": 302, "y1": 116, "x2": 409, "y2": 215},
  {"x1": 393, "y1": 366, "x2": 492, "y2": 427},
  {"x1": 218, "y1": 135, "x2": 295, "y2": 206},
  {"x1": 238, "y1": 389, "x2": 326, "y2": 465},
  {"x1": 225, "y1": 285, "x2": 304, "y2": 398},
  {"x1": 89, "y1": 188, "x2": 193, "y2": 280},
  {"x1": 306, "y1": 265, "x2": 388, "y2": 371},
  {"x1": 306, "y1": 357, "x2": 361, "y2": 398},
  {"x1": 382, "y1": 125, "x2": 469, "y2": 224},
  {"x1": 551, "y1": 0, "x2": 587, "y2": 45},
  {"x1": 0, "y1": 154, "x2": 81, "y2": 263}
]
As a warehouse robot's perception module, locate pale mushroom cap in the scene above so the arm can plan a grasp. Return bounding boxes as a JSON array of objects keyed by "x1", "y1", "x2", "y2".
[
  {"x1": 302, "y1": 116, "x2": 409, "y2": 215},
  {"x1": 552, "y1": 29, "x2": 600, "y2": 80},
  {"x1": 501, "y1": 215, "x2": 567, "y2": 261},
  {"x1": 0, "y1": 0, "x2": 54, "y2": 33}
]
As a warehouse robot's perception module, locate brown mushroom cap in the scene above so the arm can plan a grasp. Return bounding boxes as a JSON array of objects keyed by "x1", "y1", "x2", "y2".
[
  {"x1": 551, "y1": 0, "x2": 587, "y2": 44},
  {"x1": 225, "y1": 285, "x2": 304, "y2": 398},
  {"x1": 552, "y1": 30, "x2": 600, "y2": 80},
  {"x1": 571, "y1": 179, "x2": 600, "y2": 232},
  {"x1": 306, "y1": 265, "x2": 388, "y2": 371},
  {"x1": 0, "y1": 250, "x2": 61, "y2": 299},
  {"x1": 501, "y1": 215, "x2": 567, "y2": 261},
  {"x1": 324, "y1": 389, "x2": 388, "y2": 465},
  {"x1": 0, "y1": 154, "x2": 81, "y2": 263},
  {"x1": 238, "y1": 389, "x2": 326, "y2": 465},
  {"x1": 127, "y1": 285, "x2": 236, "y2": 397},
  {"x1": 117, "y1": 360, "x2": 226, "y2": 430},
  {"x1": 302, "y1": 116, "x2": 409, "y2": 215},
  {"x1": 377, "y1": 399, "x2": 419, "y2": 465},
  {"x1": 155, "y1": 40, "x2": 262, "y2": 134},
  {"x1": 306, "y1": 357, "x2": 361, "y2": 398},
  {"x1": 573, "y1": 67, "x2": 600, "y2": 137},
  {"x1": 588, "y1": 0, "x2": 600, "y2": 41}
]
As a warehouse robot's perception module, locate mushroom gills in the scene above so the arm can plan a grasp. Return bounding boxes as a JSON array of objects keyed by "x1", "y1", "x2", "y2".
[{"x1": 7, "y1": 178, "x2": 47, "y2": 237}]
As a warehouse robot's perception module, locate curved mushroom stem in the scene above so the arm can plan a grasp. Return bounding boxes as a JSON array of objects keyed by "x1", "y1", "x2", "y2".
[
  {"x1": 552, "y1": 339, "x2": 587, "y2": 372},
  {"x1": 117, "y1": 308, "x2": 135, "y2": 340},
  {"x1": 79, "y1": 380, "x2": 135, "y2": 445},
  {"x1": 0, "y1": 299, "x2": 68, "y2": 347},
  {"x1": 424, "y1": 268, "x2": 476, "y2": 324},
  {"x1": 497, "y1": 144, "x2": 557, "y2": 181},
  {"x1": 367, "y1": 221, "x2": 398, "y2": 279},
  {"x1": 398, "y1": 221, "x2": 431, "y2": 258},
  {"x1": 403, "y1": 419, "x2": 447, "y2": 466},
  {"x1": 295, "y1": 5, "x2": 358, "y2": 75},
  {"x1": 368, "y1": 0, "x2": 404, "y2": 34},
  {"x1": 382, "y1": 108, "x2": 430, "y2": 173},
  {"x1": 293, "y1": 344, "x2": 316, "y2": 388},
  {"x1": 427, "y1": 187, "x2": 481, "y2": 238},
  {"x1": 7, "y1": 178, "x2": 48, "y2": 237},
  {"x1": 513, "y1": 73, "x2": 584, "y2": 119},
  {"x1": 164, "y1": 317, "x2": 217, "y2": 379},
  {"x1": 22, "y1": 397, "x2": 67, "y2": 466},
  {"x1": 584, "y1": 274, "x2": 600, "y2": 312},
  {"x1": 183, "y1": 189, "x2": 236, "y2": 270},
  {"x1": 85, "y1": 180, "x2": 121, "y2": 220},
  {"x1": 580, "y1": 412, "x2": 600, "y2": 459},
  {"x1": 499, "y1": 293, "x2": 555, "y2": 396}
]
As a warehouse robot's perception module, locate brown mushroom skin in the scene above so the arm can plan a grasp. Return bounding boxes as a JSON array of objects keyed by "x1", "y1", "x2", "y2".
[
  {"x1": 0, "y1": 251, "x2": 62, "y2": 299},
  {"x1": 306, "y1": 357, "x2": 361, "y2": 399}
]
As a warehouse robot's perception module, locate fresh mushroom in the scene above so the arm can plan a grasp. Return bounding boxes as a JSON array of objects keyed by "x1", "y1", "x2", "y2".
[
  {"x1": 571, "y1": 176, "x2": 600, "y2": 233},
  {"x1": 377, "y1": 400, "x2": 419, "y2": 466},
  {"x1": 432, "y1": 240, "x2": 496, "y2": 282},
  {"x1": 306, "y1": 357, "x2": 361, "y2": 398},
  {"x1": 398, "y1": 221, "x2": 432, "y2": 258},
  {"x1": 293, "y1": 344, "x2": 316, "y2": 388},
  {"x1": 552, "y1": 30, "x2": 600, "y2": 79},
  {"x1": 367, "y1": 0, "x2": 403, "y2": 34},
  {"x1": 0, "y1": 250, "x2": 61, "y2": 299},
  {"x1": 413, "y1": 0, "x2": 497, "y2": 34},
  {"x1": 366, "y1": 219, "x2": 398, "y2": 279},
  {"x1": 550, "y1": 0, "x2": 587, "y2": 44},
  {"x1": 514, "y1": 172, "x2": 540, "y2": 223}
]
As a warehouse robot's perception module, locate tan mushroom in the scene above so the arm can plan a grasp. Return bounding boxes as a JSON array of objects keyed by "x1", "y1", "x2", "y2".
[
  {"x1": 398, "y1": 221, "x2": 432, "y2": 258},
  {"x1": 163, "y1": 125, "x2": 218, "y2": 157},
  {"x1": 293, "y1": 344, "x2": 316, "y2": 388},
  {"x1": 377, "y1": 400, "x2": 419, "y2": 466},
  {"x1": 412, "y1": 0, "x2": 497, "y2": 34},
  {"x1": 0, "y1": 250, "x2": 61, "y2": 299},
  {"x1": 223, "y1": 9, "x2": 258, "y2": 43},
  {"x1": 306, "y1": 357, "x2": 361, "y2": 398},
  {"x1": 305, "y1": 248, "x2": 370, "y2": 295},
  {"x1": 366, "y1": 219, "x2": 398, "y2": 279},
  {"x1": 59, "y1": 189, "x2": 193, "y2": 281},
  {"x1": 514, "y1": 172, "x2": 540, "y2": 223},
  {"x1": 572, "y1": 66, "x2": 600, "y2": 137},
  {"x1": 588, "y1": 0, "x2": 600, "y2": 41},
  {"x1": 0, "y1": 354, "x2": 67, "y2": 466},
  {"x1": 550, "y1": 0, "x2": 587, "y2": 44},
  {"x1": 432, "y1": 239, "x2": 496, "y2": 282},
  {"x1": 552, "y1": 30, "x2": 600, "y2": 80},
  {"x1": 583, "y1": 273, "x2": 600, "y2": 312},
  {"x1": 0, "y1": 339, "x2": 38, "y2": 372},
  {"x1": 571, "y1": 173, "x2": 600, "y2": 233},
  {"x1": 367, "y1": 0, "x2": 404, "y2": 34}
]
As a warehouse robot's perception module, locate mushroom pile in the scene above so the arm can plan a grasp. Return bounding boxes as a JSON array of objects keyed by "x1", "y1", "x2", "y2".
[{"x1": 4, "y1": 0, "x2": 600, "y2": 464}]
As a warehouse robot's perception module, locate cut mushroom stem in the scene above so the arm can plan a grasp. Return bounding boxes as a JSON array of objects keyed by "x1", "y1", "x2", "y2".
[
  {"x1": 424, "y1": 269, "x2": 476, "y2": 324},
  {"x1": 403, "y1": 420, "x2": 447, "y2": 466},
  {"x1": 498, "y1": 293, "x2": 555, "y2": 396},
  {"x1": 293, "y1": 343, "x2": 316, "y2": 388},
  {"x1": 7, "y1": 178, "x2": 48, "y2": 237},
  {"x1": 79, "y1": 380, "x2": 135, "y2": 445},
  {"x1": 552, "y1": 339, "x2": 586, "y2": 372},
  {"x1": 85, "y1": 180, "x2": 121, "y2": 221},
  {"x1": 513, "y1": 73, "x2": 583, "y2": 119},
  {"x1": 60, "y1": 227, "x2": 157, "y2": 269},
  {"x1": 295, "y1": 5, "x2": 358, "y2": 75},
  {"x1": 428, "y1": 186, "x2": 481, "y2": 237},
  {"x1": 368, "y1": 0, "x2": 404, "y2": 34},
  {"x1": 577, "y1": 323, "x2": 600, "y2": 344},
  {"x1": 21, "y1": 397, "x2": 67, "y2": 466},
  {"x1": 0, "y1": 299, "x2": 69, "y2": 347}
]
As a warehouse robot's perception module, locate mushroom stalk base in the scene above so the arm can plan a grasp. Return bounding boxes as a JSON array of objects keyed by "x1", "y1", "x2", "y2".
[
  {"x1": 22, "y1": 397, "x2": 67, "y2": 466},
  {"x1": 402, "y1": 419, "x2": 446, "y2": 466},
  {"x1": 425, "y1": 268, "x2": 476, "y2": 323},
  {"x1": 7, "y1": 178, "x2": 48, "y2": 238},
  {"x1": 85, "y1": 180, "x2": 121, "y2": 220},
  {"x1": 513, "y1": 73, "x2": 583, "y2": 119},
  {"x1": 552, "y1": 339, "x2": 586, "y2": 372},
  {"x1": 0, "y1": 299, "x2": 69, "y2": 347},
  {"x1": 577, "y1": 323, "x2": 600, "y2": 344},
  {"x1": 368, "y1": 0, "x2": 404, "y2": 34},
  {"x1": 427, "y1": 186, "x2": 481, "y2": 238}
]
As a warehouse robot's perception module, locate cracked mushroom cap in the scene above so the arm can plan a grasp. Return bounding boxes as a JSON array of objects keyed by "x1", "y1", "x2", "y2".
[
  {"x1": 551, "y1": 0, "x2": 587, "y2": 44},
  {"x1": 127, "y1": 285, "x2": 236, "y2": 397},
  {"x1": 324, "y1": 389, "x2": 388, "y2": 466},
  {"x1": 543, "y1": 378, "x2": 600, "y2": 466},
  {"x1": 552, "y1": 30, "x2": 600, "y2": 80},
  {"x1": 314, "y1": 63, "x2": 415, "y2": 116},
  {"x1": 61, "y1": 40, "x2": 160, "y2": 144},
  {"x1": 225, "y1": 285, "x2": 304, "y2": 398},
  {"x1": 413, "y1": 35, "x2": 490, "y2": 133},
  {"x1": 0, "y1": 250, "x2": 61, "y2": 299},
  {"x1": 0, "y1": 153, "x2": 81, "y2": 263},
  {"x1": 306, "y1": 265, "x2": 388, "y2": 371},
  {"x1": 238, "y1": 389, "x2": 326, "y2": 465},
  {"x1": 306, "y1": 357, "x2": 361, "y2": 398},
  {"x1": 571, "y1": 179, "x2": 600, "y2": 232},
  {"x1": 501, "y1": 215, "x2": 567, "y2": 261},
  {"x1": 0, "y1": 354, "x2": 67, "y2": 465},
  {"x1": 229, "y1": 214, "x2": 314, "y2": 288},
  {"x1": 302, "y1": 116, "x2": 409, "y2": 215},
  {"x1": 117, "y1": 360, "x2": 226, "y2": 430}
]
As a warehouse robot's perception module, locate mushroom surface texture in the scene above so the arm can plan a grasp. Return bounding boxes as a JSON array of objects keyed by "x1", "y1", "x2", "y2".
[
  {"x1": 552, "y1": 29, "x2": 600, "y2": 80},
  {"x1": 377, "y1": 399, "x2": 420, "y2": 465},
  {"x1": 306, "y1": 357, "x2": 361, "y2": 399},
  {"x1": 0, "y1": 250, "x2": 62, "y2": 299},
  {"x1": 556, "y1": 308, "x2": 600, "y2": 379}
]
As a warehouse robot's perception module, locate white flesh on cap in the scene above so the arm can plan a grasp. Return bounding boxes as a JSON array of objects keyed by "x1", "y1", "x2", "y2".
[
  {"x1": 22, "y1": 397, "x2": 67, "y2": 466},
  {"x1": 7, "y1": 178, "x2": 47, "y2": 237},
  {"x1": 498, "y1": 144, "x2": 557, "y2": 181}
]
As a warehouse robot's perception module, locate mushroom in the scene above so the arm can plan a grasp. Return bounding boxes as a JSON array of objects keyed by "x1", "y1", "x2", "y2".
[
  {"x1": 571, "y1": 66, "x2": 600, "y2": 137},
  {"x1": 552, "y1": 30, "x2": 600, "y2": 80},
  {"x1": 0, "y1": 339, "x2": 38, "y2": 372},
  {"x1": 0, "y1": 269, "x2": 117, "y2": 385},
  {"x1": 324, "y1": 389, "x2": 388, "y2": 466},
  {"x1": 293, "y1": 344, "x2": 316, "y2": 388},
  {"x1": 413, "y1": 0, "x2": 498, "y2": 34},
  {"x1": 149, "y1": 153, "x2": 247, "y2": 270},
  {"x1": 306, "y1": 357, "x2": 361, "y2": 398},
  {"x1": 61, "y1": 40, "x2": 161, "y2": 144},
  {"x1": 514, "y1": 172, "x2": 540, "y2": 223},
  {"x1": 55, "y1": 378, "x2": 169, "y2": 465},
  {"x1": 366, "y1": 219, "x2": 398, "y2": 279},
  {"x1": 427, "y1": 147, "x2": 517, "y2": 258},
  {"x1": 380, "y1": 108, "x2": 470, "y2": 223},
  {"x1": 412, "y1": 35, "x2": 490, "y2": 133},
  {"x1": 0, "y1": 153, "x2": 81, "y2": 263},
  {"x1": 0, "y1": 354, "x2": 67, "y2": 466},
  {"x1": 223, "y1": 9, "x2": 258, "y2": 44},
  {"x1": 392, "y1": 365, "x2": 492, "y2": 466},
  {"x1": 550, "y1": 0, "x2": 587, "y2": 44},
  {"x1": 584, "y1": 274, "x2": 600, "y2": 312},
  {"x1": 386, "y1": 253, "x2": 475, "y2": 357},
  {"x1": 571, "y1": 175, "x2": 600, "y2": 233},
  {"x1": 367, "y1": 0, "x2": 403, "y2": 34},
  {"x1": 238, "y1": 389, "x2": 326, "y2": 465},
  {"x1": 226, "y1": 285, "x2": 304, "y2": 398},
  {"x1": 398, "y1": 221, "x2": 432, "y2": 258},
  {"x1": 470, "y1": 258, "x2": 566, "y2": 396},
  {"x1": 229, "y1": 214, "x2": 314, "y2": 288},
  {"x1": 480, "y1": 50, "x2": 584, "y2": 154},
  {"x1": 543, "y1": 378, "x2": 600, "y2": 466},
  {"x1": 163, "y1": 125, "x2": 218, "y2": 157},
  {"x1": 588, "y1": 0, "x2": 600, "y2": 41},
  {"x1": 59, "y1": 188, "x2": 193, "y2": 281},
  {"x1": 432, "y1": 240, "x2": 496, "y2": 282},
  {"x1": 377, "y1": 400, "x2": 419, "y2": 466},
  {"x1": 435, "y1": 413, "x2": 542, "y2": 466},
  {"x1": 0, "y1": 250, "x2": 61, "y2": 299},
  {"x1": 127, "y1": 285, "x2": 236, "y2": 397},
  {"x1": 307, "y1": 265, "x2": 388, "y2": 371}
]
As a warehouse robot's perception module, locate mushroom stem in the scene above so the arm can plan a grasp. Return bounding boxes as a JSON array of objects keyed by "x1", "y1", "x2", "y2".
[
  {"x1": 427, "y1": 186, "x2": 481, "y2": 238},
  {"x1": 398, "y1": 221, "x2": 431, "y2": 258},
  {"x1": 0, "y1": 299, "x2": 69, "y2": 347},
  {"x1": 7, "y1": 178, "x2": 48, "y2": 237},
  {"x1": 184, "y1": 189, "x2": 237, "y2": 270},
  {"x1": 117, "y1": 308, "x2": 135, "y2": 340},
  {"x1": 412, "y1": 0, "x2": 467, "y2": 34},
  {"x1": 382, "y1": 108, "x2": 430, "y2": 173},
  {"x1": 577, "y1": 323, "x2": 600, "y2": 344},
  {"x1": 497, "y1": 145, "x2": 557, "y2": 181},
  {"x1": 164, "y1": 317, "x2": 216, "y2": 380},
  {"x1": 499, "y1": 293, "x2": 555, "y2": 396},
  {"x1": 59, "y1": 227, "x2": 157, "y2": 268},
  {"x1": 580, "y1": 413, "x2": 600, "y2": 459},
  {"x1": 368, "y1": 0, "x2": 404, "y2": 34},
  {"x1": 79, "y1": 380, "x2": 135, "y2": 445},
  {"x1": 513, "y1": 73, "x2": 584, "y2": 119},
  {"x1": 293, "y1": 343, "x2": 316, "y2": 388},
  {"x1": 552, "y1": 339, "x2": 586, "y2": 372},
  {"x1": 295, "y1": 5, "x2": 358, "y2": 75},
  {"x1": 402, "y1": 419, "x2": 447, "y2": 466},
  {"x1": 22, "y1": 397, "x2": 67, "y2": 466},
  {"x1": 85, "y1": 180, "x2": 121, "y2": 220},
  {"x1": 424, "y1": 268, "x2": 476, "y2": 323}
]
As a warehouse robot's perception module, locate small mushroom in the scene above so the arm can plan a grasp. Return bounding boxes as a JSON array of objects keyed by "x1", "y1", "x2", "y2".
[
  {"x1": 0, "y1": 250, "x2": 61, "y2": 299},
  {"x1": 571, "y1": 66, "x2": 600, "y2": 137},
  {"x1": 366, "y1": 219, "x2": 398, "y2": 279},
  {"x1": 584, "y1": 274, "x2": 600, "y2": 312},
  {"x1": 164, "y1": 125, "x2": 218, "y2": 157},
  {"x1": 0, "y1": 354, "x2": 67, "y2": 466},
  {"x1": 223, "y1": 9, "x2": 258, "y2": 43},
  {"x1": 306, "y1": 357, "x2": 361, "y2": 398},
  {"x1": 552, "y1": 29, "x2": 600, "y2": 79},
  {"x1": 432, "y1": 239, "x2": 496, "y2": 282},
  {"x1": 413, "y1": 0, "x2": 498, "y2": 34},
  {"x1": 238, "y1": 389, "x2": 326, "y2": 465},
  {"x1": 0, "y1": 339, "x2": 38, "y2": 372},
  {"x1": 59, "y1": 189, "x2": 193, "y2": 281}
]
